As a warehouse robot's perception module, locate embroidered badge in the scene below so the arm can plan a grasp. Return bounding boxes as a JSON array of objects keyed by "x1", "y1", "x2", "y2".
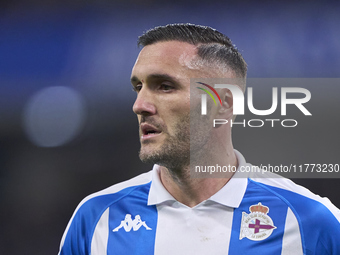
[
  {"x1": 113, "y1": 214, "x2": 152, "y2": 232},
  {"x1": 239, "y1": 202, "x2": 276, "y2": 241}
]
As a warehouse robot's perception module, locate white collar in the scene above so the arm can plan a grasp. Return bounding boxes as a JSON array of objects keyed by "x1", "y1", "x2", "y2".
[{"x1": 148, "y1": 150, "x2": 248, "y2": 208}]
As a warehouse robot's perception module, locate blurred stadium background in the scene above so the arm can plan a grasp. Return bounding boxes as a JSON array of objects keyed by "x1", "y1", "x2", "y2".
[{"x1": 0, "y1": 0, "x2": 339, "y2": 254}]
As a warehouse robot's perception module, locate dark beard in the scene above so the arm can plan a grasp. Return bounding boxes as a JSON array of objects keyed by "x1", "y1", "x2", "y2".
[{"x1": 139, "y1": 115, "x2": 190, "y2": 170}]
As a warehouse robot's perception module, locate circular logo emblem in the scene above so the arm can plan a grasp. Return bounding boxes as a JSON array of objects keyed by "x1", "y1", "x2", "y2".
[{"x1": 239, "y1": 203, "x2": 276, "y2": 241}]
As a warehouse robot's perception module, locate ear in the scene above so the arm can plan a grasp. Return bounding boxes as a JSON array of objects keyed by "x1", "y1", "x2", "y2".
[{"x1": 217, "y1": 88, "x2": 233, "y2": 119}]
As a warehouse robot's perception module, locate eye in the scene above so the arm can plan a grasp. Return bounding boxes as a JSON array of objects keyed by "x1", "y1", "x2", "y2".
[
  {"x1": 160, "y1": 83, "x2": 174, "y2": 92},
  {"x1": 132, "y1": 84, "x2": 142, "y2": 92}
]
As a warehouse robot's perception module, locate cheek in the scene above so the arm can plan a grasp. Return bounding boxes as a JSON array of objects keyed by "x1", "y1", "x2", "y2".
[
  {"x1": 165, "y1": 93, "x2": 190, "y2": 115},
  {"x1": 174, "y1": 101, "x2": 191, "y2": 119},
  {"x1": 161, "y1": 103, "x2": 190, "y2": 132}
]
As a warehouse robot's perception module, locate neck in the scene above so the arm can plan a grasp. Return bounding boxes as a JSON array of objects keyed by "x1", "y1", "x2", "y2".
[{"x1": 159, "y1": 145, "x2": 237, "y2": 208}]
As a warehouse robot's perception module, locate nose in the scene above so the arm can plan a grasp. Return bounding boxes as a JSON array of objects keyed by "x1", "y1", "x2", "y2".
[{"x1": 132, "y1": 89, "x2": 157, "y2": 116}]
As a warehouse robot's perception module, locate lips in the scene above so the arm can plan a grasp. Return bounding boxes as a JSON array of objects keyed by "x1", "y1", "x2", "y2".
[{"x1": 140, "y1": 123, "x2": 162, "y2": 139}]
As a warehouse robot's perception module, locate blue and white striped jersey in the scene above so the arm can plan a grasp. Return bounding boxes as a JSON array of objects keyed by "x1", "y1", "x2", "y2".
[{"x1": 58, "y1": 151, "x2": 340, "y2": 255}]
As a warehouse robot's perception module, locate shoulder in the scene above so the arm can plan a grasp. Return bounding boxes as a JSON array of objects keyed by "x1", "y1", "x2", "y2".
[
  {"x1": 70, "y1": 170, "x2": 153, "y2": 223},
  {"x1": 78, "y1": 170, "x2": 153, "y2": 209},
  {"x1": 249, "y1": 170, "x2": 340, "y2": 222},
  {"x1": 248, "y1": 170, "x2": 340, "y2": 254},
  {"x1": 58, "y1": 170, "x2": 153, "y2": 254}
]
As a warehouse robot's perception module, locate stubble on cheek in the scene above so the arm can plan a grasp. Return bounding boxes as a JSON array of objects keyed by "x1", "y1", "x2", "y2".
[
  {"x1": 138, "y1": 114, "x2": 190, "y2": 169},
  {"x1": 189, "y1": 96, "x2": 214, "y2": 153}
]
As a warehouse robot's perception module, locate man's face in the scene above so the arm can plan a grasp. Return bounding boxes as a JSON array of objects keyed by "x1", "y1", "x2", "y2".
[{"x1": 131, "y1": 41, "x2": 199, "y2": 168}]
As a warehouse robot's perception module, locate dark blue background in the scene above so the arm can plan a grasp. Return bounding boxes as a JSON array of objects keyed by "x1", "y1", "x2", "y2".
[{"x1": 0, "y1": 0, "x2": 339, "y2": 254}]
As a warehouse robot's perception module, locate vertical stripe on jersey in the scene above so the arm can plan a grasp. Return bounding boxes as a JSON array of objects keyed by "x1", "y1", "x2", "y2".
[
  {"x1": 91, "y1": 208, "x2": 110, "y2": 255},
  {"x1": 59, "y1": 182, "x2": 156, "y2": 255},
  {"x1": 281, "y1": 207, "x2": 303, "y2": 255},
  {"x1": 229, "y1": 180, "x2": 288, "y2": 254},
  {"x1": 107, "y1": 183, "x2": 158, "y2": 255},
  {"x1": 153, "y1": 201, "x2": 234, "y2": 255},
  {"x1": 264, "y1": 184, "x2": 340, "y2": 254}
]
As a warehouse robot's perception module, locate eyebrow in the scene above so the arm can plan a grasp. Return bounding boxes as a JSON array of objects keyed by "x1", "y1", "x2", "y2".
[{"x1": 130, "y1": 73, "x2": 180, "y2": 85}]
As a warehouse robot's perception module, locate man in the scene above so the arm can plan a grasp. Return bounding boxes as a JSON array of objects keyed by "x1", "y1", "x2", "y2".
[{"x1": 58, "y1": 24, "x2": 340, "y2": 254}]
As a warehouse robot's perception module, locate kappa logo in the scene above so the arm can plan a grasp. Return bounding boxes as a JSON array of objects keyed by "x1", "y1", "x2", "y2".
[
  {"x1": 112, "y1": 214, "x2": 152, "y2": 232},
  {"x1": 239, "y1": 202, "x2": 276, "y2": 241}
]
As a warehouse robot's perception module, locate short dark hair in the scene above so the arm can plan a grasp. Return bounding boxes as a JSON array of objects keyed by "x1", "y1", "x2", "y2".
[{"x1": 138, "y1": 23, "x2": 247, "y2": 79}]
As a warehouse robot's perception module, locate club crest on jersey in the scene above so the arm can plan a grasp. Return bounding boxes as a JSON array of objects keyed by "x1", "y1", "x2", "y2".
[
  {"x1": 112, "y1": 214, "x2": 152, "y2": 232},
  {"x1": 239, "y1": 202, "x2": 276, "y2": 241}
]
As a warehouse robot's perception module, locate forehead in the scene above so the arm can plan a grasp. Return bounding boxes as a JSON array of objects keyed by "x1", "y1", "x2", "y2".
[{"x1": 131, "y1": 41, "x2": 199, "y2": 79}]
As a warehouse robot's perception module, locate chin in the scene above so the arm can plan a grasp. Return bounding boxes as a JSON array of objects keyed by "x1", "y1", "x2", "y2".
[
  {"x1": 139, "y1": 145, "x2": 162, "y2": 163},
  {"x1": 139, "y1": 147, "x2": 189, "y2": 170}
]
